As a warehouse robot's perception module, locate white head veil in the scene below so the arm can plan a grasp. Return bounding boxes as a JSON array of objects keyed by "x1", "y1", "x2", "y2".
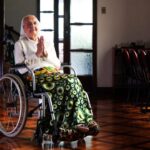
[{"x1": 19, "y1": 15, "x2": 41, "y2": 39}]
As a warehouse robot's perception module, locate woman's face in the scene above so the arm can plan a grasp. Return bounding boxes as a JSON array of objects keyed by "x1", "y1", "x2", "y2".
[{"x1": 23, "y1": 15, "x2": 40, "y2": 40}]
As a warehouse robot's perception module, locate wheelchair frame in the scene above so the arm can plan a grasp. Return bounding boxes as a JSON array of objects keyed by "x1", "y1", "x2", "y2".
[{"x1": 0, "y1": 63, "x2": 93, "y2": 145}]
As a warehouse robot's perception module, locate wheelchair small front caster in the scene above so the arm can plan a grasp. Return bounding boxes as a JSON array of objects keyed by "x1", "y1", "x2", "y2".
[
  {"x1": 41, "y1": 134, "x2": 53, "y2": 149},
  {"x1": 52, "y1": 135, "x2": 59, "y2": 144}
]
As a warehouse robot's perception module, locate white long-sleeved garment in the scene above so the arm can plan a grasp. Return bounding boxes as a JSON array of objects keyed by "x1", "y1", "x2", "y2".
[{"x1": 14, "y1": 37, "x2": 61, "y2": 74}]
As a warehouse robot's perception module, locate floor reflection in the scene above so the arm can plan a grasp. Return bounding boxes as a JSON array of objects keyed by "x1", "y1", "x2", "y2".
[
  {"x1": 0, "y1": 135, "x2": 94, "y2": 150},
  {"x1": 0, "y1": 136, "x2": 19, "y2": 150}
]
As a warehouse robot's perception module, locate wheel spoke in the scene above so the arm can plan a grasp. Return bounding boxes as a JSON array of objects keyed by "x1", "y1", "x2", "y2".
[{"x1": 0, "y1": 74, "x2": 27, "y2": 137}]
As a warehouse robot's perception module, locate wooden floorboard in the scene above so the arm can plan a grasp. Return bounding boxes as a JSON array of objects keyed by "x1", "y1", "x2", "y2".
[{"x1": 1, "y1": 97, "x2": 150, "y2": 150}]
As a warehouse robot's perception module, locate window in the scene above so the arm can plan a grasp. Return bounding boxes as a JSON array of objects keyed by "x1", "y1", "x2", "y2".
[
  {"x1": 39, "y1": 0, "x2": 54, "y2": 42},
  {"x1": 38, "y1": 0, "x2": 95, "y2": 76},
  {"x1": 38, "y1": 0, "x2": 64, "y2": 63}
]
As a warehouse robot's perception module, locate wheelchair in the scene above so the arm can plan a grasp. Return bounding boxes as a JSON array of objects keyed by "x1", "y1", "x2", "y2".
[{"x1": 0, "y1": 62, "x2": 93, "y2": 146}]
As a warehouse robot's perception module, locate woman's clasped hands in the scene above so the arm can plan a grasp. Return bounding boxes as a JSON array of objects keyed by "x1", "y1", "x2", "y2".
[{"x1": 36, "y1": 36, "x2": 48, "y2": 57}]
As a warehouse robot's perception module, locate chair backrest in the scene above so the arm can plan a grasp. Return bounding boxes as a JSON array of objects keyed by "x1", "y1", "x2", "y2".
[
  {"x1": 138, "y1": 49, "x2": 149, "y2": 81},
  {"x1": 129, "y1": 49, "x2": 145, "y2": 81},
  {"x1": 122, "y1": 48, "x2": 134, "y2": 77},
  {"x1": 145, "y1": 50, "x2": 150, "y2": 71}
]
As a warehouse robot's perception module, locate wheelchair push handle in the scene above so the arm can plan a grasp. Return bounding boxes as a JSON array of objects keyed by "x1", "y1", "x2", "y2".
[{"x1": 11, "y1": 63, "x2": 27, "y2": 69}]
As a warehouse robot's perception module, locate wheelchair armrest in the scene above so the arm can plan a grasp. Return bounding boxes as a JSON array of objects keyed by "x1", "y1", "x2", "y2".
[
  {"x1": 9, "y1": 63, "x2": 36, "y2": 92},
  {"x1": 61, "y1": 64, "x2": 77, "y2": 76},
  {"x1": 11, "y1": 63, "x2": 27, "y2": 69}
]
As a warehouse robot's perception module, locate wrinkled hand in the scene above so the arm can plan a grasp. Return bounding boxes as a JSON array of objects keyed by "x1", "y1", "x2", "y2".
[{"x1": 36, "y1": 36, "x2": 48, "y2": 57}]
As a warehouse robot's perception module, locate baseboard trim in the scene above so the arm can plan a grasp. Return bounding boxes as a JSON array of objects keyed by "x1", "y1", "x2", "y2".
[{"x1": 94, "y1": 87, "x2": 114, "y2": 99}]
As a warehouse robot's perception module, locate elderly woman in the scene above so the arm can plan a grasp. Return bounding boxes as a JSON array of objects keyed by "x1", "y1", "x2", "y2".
[{"x1": 14, "y1": 15, "x2": 100, "y2": 141}]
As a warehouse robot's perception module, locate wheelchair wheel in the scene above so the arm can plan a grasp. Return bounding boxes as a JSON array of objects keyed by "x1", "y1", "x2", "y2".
[{"x1": 0, "y1": 73, "x2": 27, "y2": 137}]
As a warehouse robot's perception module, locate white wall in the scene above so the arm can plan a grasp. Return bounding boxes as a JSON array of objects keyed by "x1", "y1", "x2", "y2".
[
  {"x1": 126, "y1": 0, "x2": 150, "y2": 43},
  {"x1": 97, "y1": 0, "x2": 128, "y2": 87},
  {"x1": 5, "y1": 0, "x2": 37, "y2": 32},
  {"x1": 5, "y1": 0, "x2": 150, "y2": 87},
  {"x1": 97, "y1": 0, "x2": 150, "y2": 87}
]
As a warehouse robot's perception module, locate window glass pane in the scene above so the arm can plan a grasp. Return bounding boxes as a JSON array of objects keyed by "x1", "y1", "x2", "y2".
[
  {"x1": 71, "y1": 52, "x2": 93, "y2": 75},
  {"x1": 59, "y1": 0, "x2": 64, "y2": 15},
  {"x1": 70, "y1": 0, "x2": 93, "y2": 23},
  {"x1": 40, "y1": 13, "x2": 54, "y2": 30},
  {"x1": 40, "y1": 31, "x2": 54, "y2": 41},
  {"x1": 59, "y1": 18, "x2": 64, "y2": 39},
  {"x1": 71, "y1": 25, "x2": 92, "y2": 49},
  {"x1": 59, "y1": 43, "x2": 64, "y2": 63},
  {"x1": 40, "y1": 0, "x2": 54, "y2": 11}
]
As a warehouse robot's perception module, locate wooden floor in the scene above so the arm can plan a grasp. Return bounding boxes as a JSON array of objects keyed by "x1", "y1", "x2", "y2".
[{"x1": 1, "y1": 96, "x2": 150, "y2": 150}]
